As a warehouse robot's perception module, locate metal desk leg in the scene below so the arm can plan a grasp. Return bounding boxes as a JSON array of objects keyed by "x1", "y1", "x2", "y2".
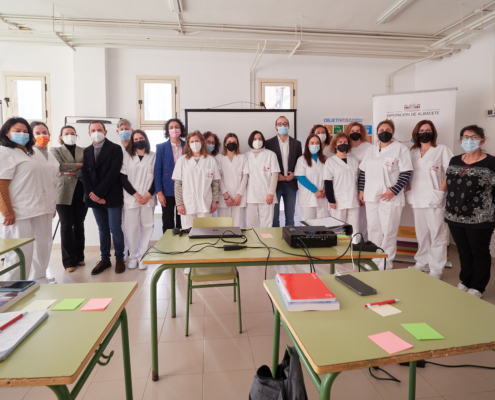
[
  {"x1": 329, "y1": 263, "x2": 335, "y2": 275},
  {"x1": 120, "y1": 308, "x2": 133, "y2": 400},
  {"x1": 272, "y1": 308, "x2": 281, "y2": 377},
  {"x1": 150, "y1": 264, "x2": 169, "y2": 382},
  {"x1": 409, "y1": 361, "x2": 417, "y2": 400},
  {"x1": 48, "y1": 385, "x2": 70, "y2": 400},
  {"x1": 170, "y1": 267, "x2": 176, "y2": 318},
  {"x1": 13, "y1": 249, "x2": 26, "y2": 280},
  {"x1": 319, "y1": 373, "x2": 341, "y2": 400}
]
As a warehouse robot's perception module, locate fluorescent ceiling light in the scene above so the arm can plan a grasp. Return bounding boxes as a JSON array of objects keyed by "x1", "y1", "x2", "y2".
[
  {"x1": 376, "y1": 0, "x2": 415, "y2": 24},
  {"x1": 169, "y1": 0, "x2": 183, "y2": 14}
]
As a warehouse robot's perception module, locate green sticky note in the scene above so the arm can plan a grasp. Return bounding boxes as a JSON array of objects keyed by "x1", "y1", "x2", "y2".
[
  {"x1": 401, "y1": 323, "x2": 445, "y2": 341},
  {"x1": 52, "y1": 298, "x2": 86, "y2": 311}
]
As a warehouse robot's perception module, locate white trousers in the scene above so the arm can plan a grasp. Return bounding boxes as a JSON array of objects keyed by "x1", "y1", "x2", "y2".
[
  {"x1": 331, "y1": 207, "x2": 360, "y2": 242},
  {"x1": 217, "y1": 207, "x2": 245, "y2": 228},
  {"x1": 123, "y1": 207, "x2": 155, "y2": 264},
  {"x1": 359, "y1": 205, "x2": 368, "y2": 241},
  {"x1": 365, "y1": 201, "x2": 403, "y2": 270},
  {"x1": 246, "y1": 203, "x2": 275, "y2": 228},
  {"x1": 412, "y1": 207, "x2": 449, "y2": 279},
  {"x1": 299, "y1": 206, "x2": 329, "y2": 222},
  {"x1": 181, "y1": 212, "x2": 212, "y2": 229},
  {"x1": 1, "y1": 213, "x2": 53, "y2": 280},
  {"x1": 122, "y1": 209, "x2": 129, "y2": 258}
]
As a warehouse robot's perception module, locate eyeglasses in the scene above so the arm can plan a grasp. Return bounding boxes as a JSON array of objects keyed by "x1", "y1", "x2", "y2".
[
  {"x1": 418, "y1": 130, "x2": 433, "y2": 134},
  {"x1": 461, "y1": 135, "x2": 481, "y2": 141},
  {"x1": 206, "y1": 140, "x2": 215, "y2": 145},
  {"x1": 276, "y1": 122, "x2": 289, "y2": 127}
]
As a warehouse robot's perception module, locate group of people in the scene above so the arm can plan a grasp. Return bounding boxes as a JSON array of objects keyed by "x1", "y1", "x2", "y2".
[{"x1": 0, "y1": 115, "x2": 493, "y2": 299}]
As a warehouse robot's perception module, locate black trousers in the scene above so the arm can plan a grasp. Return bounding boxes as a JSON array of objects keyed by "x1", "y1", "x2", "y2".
[
  {"x1": 448, "y1": 224, "x2": 494, "y2": 293},
  {"x1": 56, "y1": 181, "x2": 88, "y2": 269},
  {"x1": 161, "y1": 196, "x2": 181, "y2": 233}
]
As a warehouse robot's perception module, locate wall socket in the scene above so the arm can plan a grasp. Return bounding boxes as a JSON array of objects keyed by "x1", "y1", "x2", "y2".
[{"x1": 485, "y1": 109, "x2": 495, "y2": 117}]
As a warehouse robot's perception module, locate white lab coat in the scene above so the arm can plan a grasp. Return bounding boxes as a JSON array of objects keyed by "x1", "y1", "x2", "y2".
[
  {"x1": 217, "y1": 154, "x2": 249, "y2": 208},
  {"x1": 322, "y1": 146, "x2": 335, "y2": 159},
  {"x1": 350, "y1": 141, "x2": 372, "y2": 240},
  {"x1": 172, "y1": 154, "x2": 220, "y2": 215},
  {"x1": 121, "y1": 151, "x2": 157, "y2": 209},
  {"x1": 295, "y1": 155, "x2": 327, "y2": 208},
  {"x1": 323, "y1": 154, "x2": 360, "y2": 210},
  {"x1": 406, "y1": 144, "x2": 453, "y2": 278},
  {"x1": 246, "y1": 149, "x2": 280, "y2": 204},
  {"x1": 350, "y1": 141, "x2": 372, "y2": 163}
]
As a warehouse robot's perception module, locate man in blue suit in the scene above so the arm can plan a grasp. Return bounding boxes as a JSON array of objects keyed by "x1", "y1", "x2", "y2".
[{"x1": 155, "y1": 119, "x2": 186, "y2": 233}]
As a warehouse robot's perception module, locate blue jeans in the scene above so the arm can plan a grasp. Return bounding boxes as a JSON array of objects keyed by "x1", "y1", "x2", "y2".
[
  {"x1": 92, "y1": 207, "x2": 125, "y2": 261},
  {"x1": 273, "y1": 182, "x2": 297, "y2": 227}
]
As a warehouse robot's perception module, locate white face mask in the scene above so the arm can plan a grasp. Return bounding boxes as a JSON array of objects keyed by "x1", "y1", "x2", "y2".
[
  {"x1": 91, "y1": 131, "x2": 105, "y2": 143},
  {"x1": 317, "y1": 134, "x2": 327, "y2": 144},
  {"x1": 190, "y1": 142, "x2": 202, "y2": 153},
  {"x1": 62, "y1": 135, "x2": 77, "y2": 145},
  {"x1": 252, "y1": 139, "x2": 263, "y2": 149}
]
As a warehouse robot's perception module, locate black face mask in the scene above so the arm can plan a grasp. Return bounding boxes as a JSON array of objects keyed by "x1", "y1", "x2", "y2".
[
  {"x1": 134, "y1": 140, "x2": 146, "y2": 150},
  {"x1": 417, "y1": 132, "x2": 433, "y2": 144},
  {"x1": 337, "y1": 144, "x2": 349, "y2": 153},
  {"x1": 226, "y1": 142, "x2": 238, "y2": 152},
  {"x1": 349, "y1": 132, "x2": 361, "y2": 141},
  {"x1": 378, "y1": 131, "x2": 393, "y2": 143}
]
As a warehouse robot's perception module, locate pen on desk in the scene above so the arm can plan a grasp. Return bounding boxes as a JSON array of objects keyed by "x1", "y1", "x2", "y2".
[
  {"x1": 0, "y1": 313, "x2": 25, "y2": 331},
  {"x1": 365, "y1": 299, "x2": 399, "y2": 308}
]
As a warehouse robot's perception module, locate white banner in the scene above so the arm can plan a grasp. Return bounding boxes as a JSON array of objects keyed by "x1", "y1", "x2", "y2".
[{"x1": 372, "y1": 88, "x2": 457, "y2": 260}]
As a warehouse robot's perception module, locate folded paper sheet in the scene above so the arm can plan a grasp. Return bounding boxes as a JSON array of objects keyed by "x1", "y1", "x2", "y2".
[
  {"x1": 81, "y1": 298, "x2": 113, "y2": 311},
  {"x1": 401, "y1": 323, "x2": 445, "y2": 341},
  {"x1": 368, "y1": 331, "x2": 413, "y2": 354},
  {"x1": 52, "y1": 298, "x2": 86, "y2": 311},
  {"x1": 21, "y1": 299, "x2": 57, "y2": 312},
  {"x1": 369, "y1": 304, "x2": 402, "y2": 317}
]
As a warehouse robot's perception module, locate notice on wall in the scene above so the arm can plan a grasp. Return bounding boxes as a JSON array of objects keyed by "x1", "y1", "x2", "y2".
[{"x1": 314, "y1": 117, "x2": 373, "y2": 143}]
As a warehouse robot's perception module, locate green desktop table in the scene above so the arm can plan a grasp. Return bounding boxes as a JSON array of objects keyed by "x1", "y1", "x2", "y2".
[
  {"x1": 265, "y1": 268, "x2": 495, "y2": 400},
  {"x1": 0, "y1": 238, "x2": 34, "y2": 280},
  {"x1": 141, "y1": 227, "x2": 386, "y2": 381},
  {"x1": 0, "y1": 282, "x2": 137, "y2": 400}
]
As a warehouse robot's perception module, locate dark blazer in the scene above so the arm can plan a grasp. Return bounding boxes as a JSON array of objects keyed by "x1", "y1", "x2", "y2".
[
  {"x1": 81, "y1": 139, "x2": 124, "y2": 209},
  {"x1": 51, "y1": 144, "x2": 85, "y2": 206},
  {"x1": 265, "y1": 135, "x2": 302, "y2": 192},
  {"x1": 155, "y1": 140, "x2": 185, "y2": 197}
]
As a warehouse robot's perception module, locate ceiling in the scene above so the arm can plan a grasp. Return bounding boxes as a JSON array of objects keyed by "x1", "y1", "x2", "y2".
[{"x1": 1, "y1": 0, "x2": 494, "y2": 60}]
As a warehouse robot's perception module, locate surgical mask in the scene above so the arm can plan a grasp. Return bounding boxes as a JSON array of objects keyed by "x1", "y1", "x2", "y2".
[
  {"x1": 35, "y1": 135, "x2": 50, "y2": 147},
  {"x1": 277, "y1": 126, "x2": 289, "y2": 136},
  {"x1": 350, "y1": 132, "x2": 361, "y2": 141},
  {"x1": 417, "y1": 132, "x2": 433, "y2": 143},
  {"x1": 10, "y1": 132, "x2": 30, "y2": 146},
  {"x1": 206, "y1": 144, "x2": 215, "y2": 153},
  {"x1": 252, "y1": 139, "x2": 263, "y2": 149},
  {"x1": 134, "y1": 140, "x2": 146, "y2": 150},
  {"x1": 226, "y1": 143, "x2": 238, "y2": 152},
  {"x1": 119, "y1": 130, "x2": 131, "y2": 141},
  {"x1": 317, "y1": 134, "x2": 327, "y2": 144},
  {"x1": 461, "y1": 138, "x2": 481, "y2": 154},
  {"x1": 190, "y1": 142, "x2": 202, "y2": 153},
  {"x1": 63, "y1": 135, "x2": 77, "y2": 146},
  {"x1": 169, "y1": 128, "x2": 181, "y2": 139},
  {"x1": 309, "y1": 145, "x2": 320, "y2": 155},
  {"x1": 337, "y1": 144, "x2": 349, "y2": 153},
  {"x1": 91, "y1": 131, "x2": 105, "y2": 143},
  {"x1": 378, "y1": 131, "x2": 393, "y2": 143}
]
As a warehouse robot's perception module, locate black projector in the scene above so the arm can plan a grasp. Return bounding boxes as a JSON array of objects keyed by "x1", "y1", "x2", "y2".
[{"x1": 282, "y1": 226, "x2": 338, "y2": 248}]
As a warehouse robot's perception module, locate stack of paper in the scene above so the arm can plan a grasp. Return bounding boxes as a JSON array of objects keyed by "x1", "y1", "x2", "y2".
[{"x1": 0, "y1": 281, "x2": 41, "y2": 313}]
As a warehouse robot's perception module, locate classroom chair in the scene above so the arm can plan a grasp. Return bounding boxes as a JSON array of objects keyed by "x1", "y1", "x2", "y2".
[{"x1": 186, "y1": 217, "x2": 242, "y2": 336}]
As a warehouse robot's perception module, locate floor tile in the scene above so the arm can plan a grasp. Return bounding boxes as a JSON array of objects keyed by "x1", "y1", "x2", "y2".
[
  {"x1": 204, "y1": 313, "x2": 246, "y2": 339},
  {"x1": 157, "y1": 340, "x2": 204, "y2": 376},
  {"x1": 443, "y1": 392, "x2": 495, "y2": 400},
  {"x1": 203, "y1": 369, "x2": 256, "y2": 400},
  {"x1": 159, "y1": 315, "x2": 205, "y2": 341},
  {"x1": 248, "y1": 333, "x2": 295, "y2": 369},
  {"x1": 165, "y1": 294, "x2": 205, "y2": 318},
  {"x1": 111, "y1": 318, "x2": 164, "y2": 346},
  {"x1": 82, "y1": 377, "x2": 147, "y2": 400},
  {"x1": 142, "y1": 373, "x2": 203, "y2": 400},
  {"x1": 244, "y1": 311, "x2": 277, "y2": 337},
  {"x1": 0, "y1": 387, "x2": 30, "y2": 400},
  {"x1": 203, "y1": 337, "x2": 255, "y2": 373},
  {"x1": 127, "y1": 299, "x2": 169, "y2": 320}
]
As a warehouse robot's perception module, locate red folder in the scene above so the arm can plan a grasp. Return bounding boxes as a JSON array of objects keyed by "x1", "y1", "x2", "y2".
[{"x1": 277, "y1": 273, "x2": 336, "y2": 302}]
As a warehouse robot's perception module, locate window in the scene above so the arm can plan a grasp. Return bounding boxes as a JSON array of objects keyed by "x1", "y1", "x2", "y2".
[
  {"x1": 258, "y1": 78, "x2": 297, "y2": 109},
  {"x1": 2, "y1": 72, "x2": 51, "y2": 125}
]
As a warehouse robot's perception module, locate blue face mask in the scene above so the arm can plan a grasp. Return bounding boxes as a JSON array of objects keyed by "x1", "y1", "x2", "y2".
[
  {"x1": 309, "y1": 145, "x2": 320, "y2": 155},
  {"x1": 119, "y1": 130, "x2": 131, "y2": 140},
  {"x1": 10, "y1": 132, "x2": 30, "y2": 146},
  {"x1": 277, "y1": 126, "x2": 289, "y2": 136},
  {"x1": 207, "y1": 144, "x2": 215, "y2": 153},
  {"x1": 461, "y1": 138, "x2": 481, "y2": 154}
]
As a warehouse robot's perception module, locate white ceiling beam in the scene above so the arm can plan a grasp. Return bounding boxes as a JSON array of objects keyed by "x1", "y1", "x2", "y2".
[
  {"x1": 55, "y1": 32, "x2": 76, "y2": 51},
  {"x1": 376, "y1": 0, "x2": 415, "y2": 25}
]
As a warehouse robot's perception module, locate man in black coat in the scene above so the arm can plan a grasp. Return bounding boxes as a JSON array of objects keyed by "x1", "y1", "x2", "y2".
[
  {"x1": 264, "y1": 116, "x2": 302, "y2": 227},
  {"x1": 81, "y1": 121, "x2": 126, "y2": 275}
]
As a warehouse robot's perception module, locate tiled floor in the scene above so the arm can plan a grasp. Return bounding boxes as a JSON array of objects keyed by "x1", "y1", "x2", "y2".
[{"x1": 1, "y1": 245, "x2": 495, "y2": 400}]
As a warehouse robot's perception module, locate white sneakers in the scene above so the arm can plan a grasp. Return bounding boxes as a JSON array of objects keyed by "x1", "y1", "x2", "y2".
[
  {"x1": 409, "y1": 265, "x2": 430, "y2": 273},
  {"x1": 128, "y1": 259, "x2": 139, "y2": 270},
  {"x1": 457, "y1": 283, "x2": 469, "y2": 292},
  {"x1": 139, "y1": 263, "x2": 147, "y2": 270},
  {"x1": 183, "y1": 268, "x2": 190, "y2": 275},
  {"x1": 467, "y1": 288, "x2": 483, "y2": 298}
]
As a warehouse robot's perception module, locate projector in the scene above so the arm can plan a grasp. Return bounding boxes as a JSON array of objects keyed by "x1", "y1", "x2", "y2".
[{"x1": 282, "y1": 226, "x2": 337, "y2": 248}]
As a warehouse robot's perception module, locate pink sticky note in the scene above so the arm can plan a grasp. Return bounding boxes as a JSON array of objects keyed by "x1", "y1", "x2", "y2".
[
  {"x1": 368, "y1": 331, "x2": 413, "y2": 354},
  {"x1": 260, "y1": 233, "x2": 273, "y2": 238},
  {"x1": 81, "y1": 298, "x2": 113, "y2": 311}
]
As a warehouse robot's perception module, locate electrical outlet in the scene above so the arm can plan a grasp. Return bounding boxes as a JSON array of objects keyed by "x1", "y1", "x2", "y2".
[{"x1": 485, "y1": 109, "x2": 495, "y2": 117}]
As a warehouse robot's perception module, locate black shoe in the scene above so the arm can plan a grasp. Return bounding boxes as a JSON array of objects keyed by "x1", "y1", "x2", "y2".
[{"x1": 91, "y1": 260, "x2": 112, "y2": 275}]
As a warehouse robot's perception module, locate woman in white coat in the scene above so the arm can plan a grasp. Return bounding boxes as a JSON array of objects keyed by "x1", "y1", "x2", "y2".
[
  {"x1": 310, "y1": 125, "x2": 333, "y2": 159},
  {"x1": 172, "y1": 131, "x2": 220, "y2": 229},
  {"x1": 324, "y1": 132, "x2": 361, "y2": 239},
  {"x1": 120, "y1": 130, "x2": 156, "y2": 270},
  {"x1": 245, "y1": 131, "x2": 280, "y2": 228},
  {"x1": 0, "y1": 118, "x2": 58, "y2": 281},
  {"x1": 358, "y1": 119, "x2": 413, "y2": 270},
  {"x1": 217, "y1": 133, "x2": 249, "y2": 227},
  {"x1": 406, "y1": 120, "x2": 452, "y2": 279},
  {"x1": 294, "y1": 134, "x2": 328, "y2": 220}
]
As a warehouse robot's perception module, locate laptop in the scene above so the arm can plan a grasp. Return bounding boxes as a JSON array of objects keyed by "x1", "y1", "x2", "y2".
[{"x1": 188, "y1": 227, "x2": 243, "y2": 239}]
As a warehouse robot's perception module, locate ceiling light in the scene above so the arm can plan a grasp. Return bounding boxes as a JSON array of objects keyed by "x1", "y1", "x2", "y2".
[
  {"x1": 169, "y1": 0, "x2": 183, "y2": 14},
  {"x1": 376, "y1": 0, "x2": 415, "y2": 24}
]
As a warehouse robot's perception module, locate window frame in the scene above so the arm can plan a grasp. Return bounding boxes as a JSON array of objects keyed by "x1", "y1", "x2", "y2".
[
  {"x1": 1, "y1": 71, "x2": 51, "y2": 128},
  {"x1": 257, "y1": 78, "x2": 297, "y2": 109}
]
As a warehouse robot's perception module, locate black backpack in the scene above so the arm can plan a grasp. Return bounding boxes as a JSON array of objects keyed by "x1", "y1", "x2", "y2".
[{"x1": 249, "y1": 347, "x2": 308, "y2": 400}]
